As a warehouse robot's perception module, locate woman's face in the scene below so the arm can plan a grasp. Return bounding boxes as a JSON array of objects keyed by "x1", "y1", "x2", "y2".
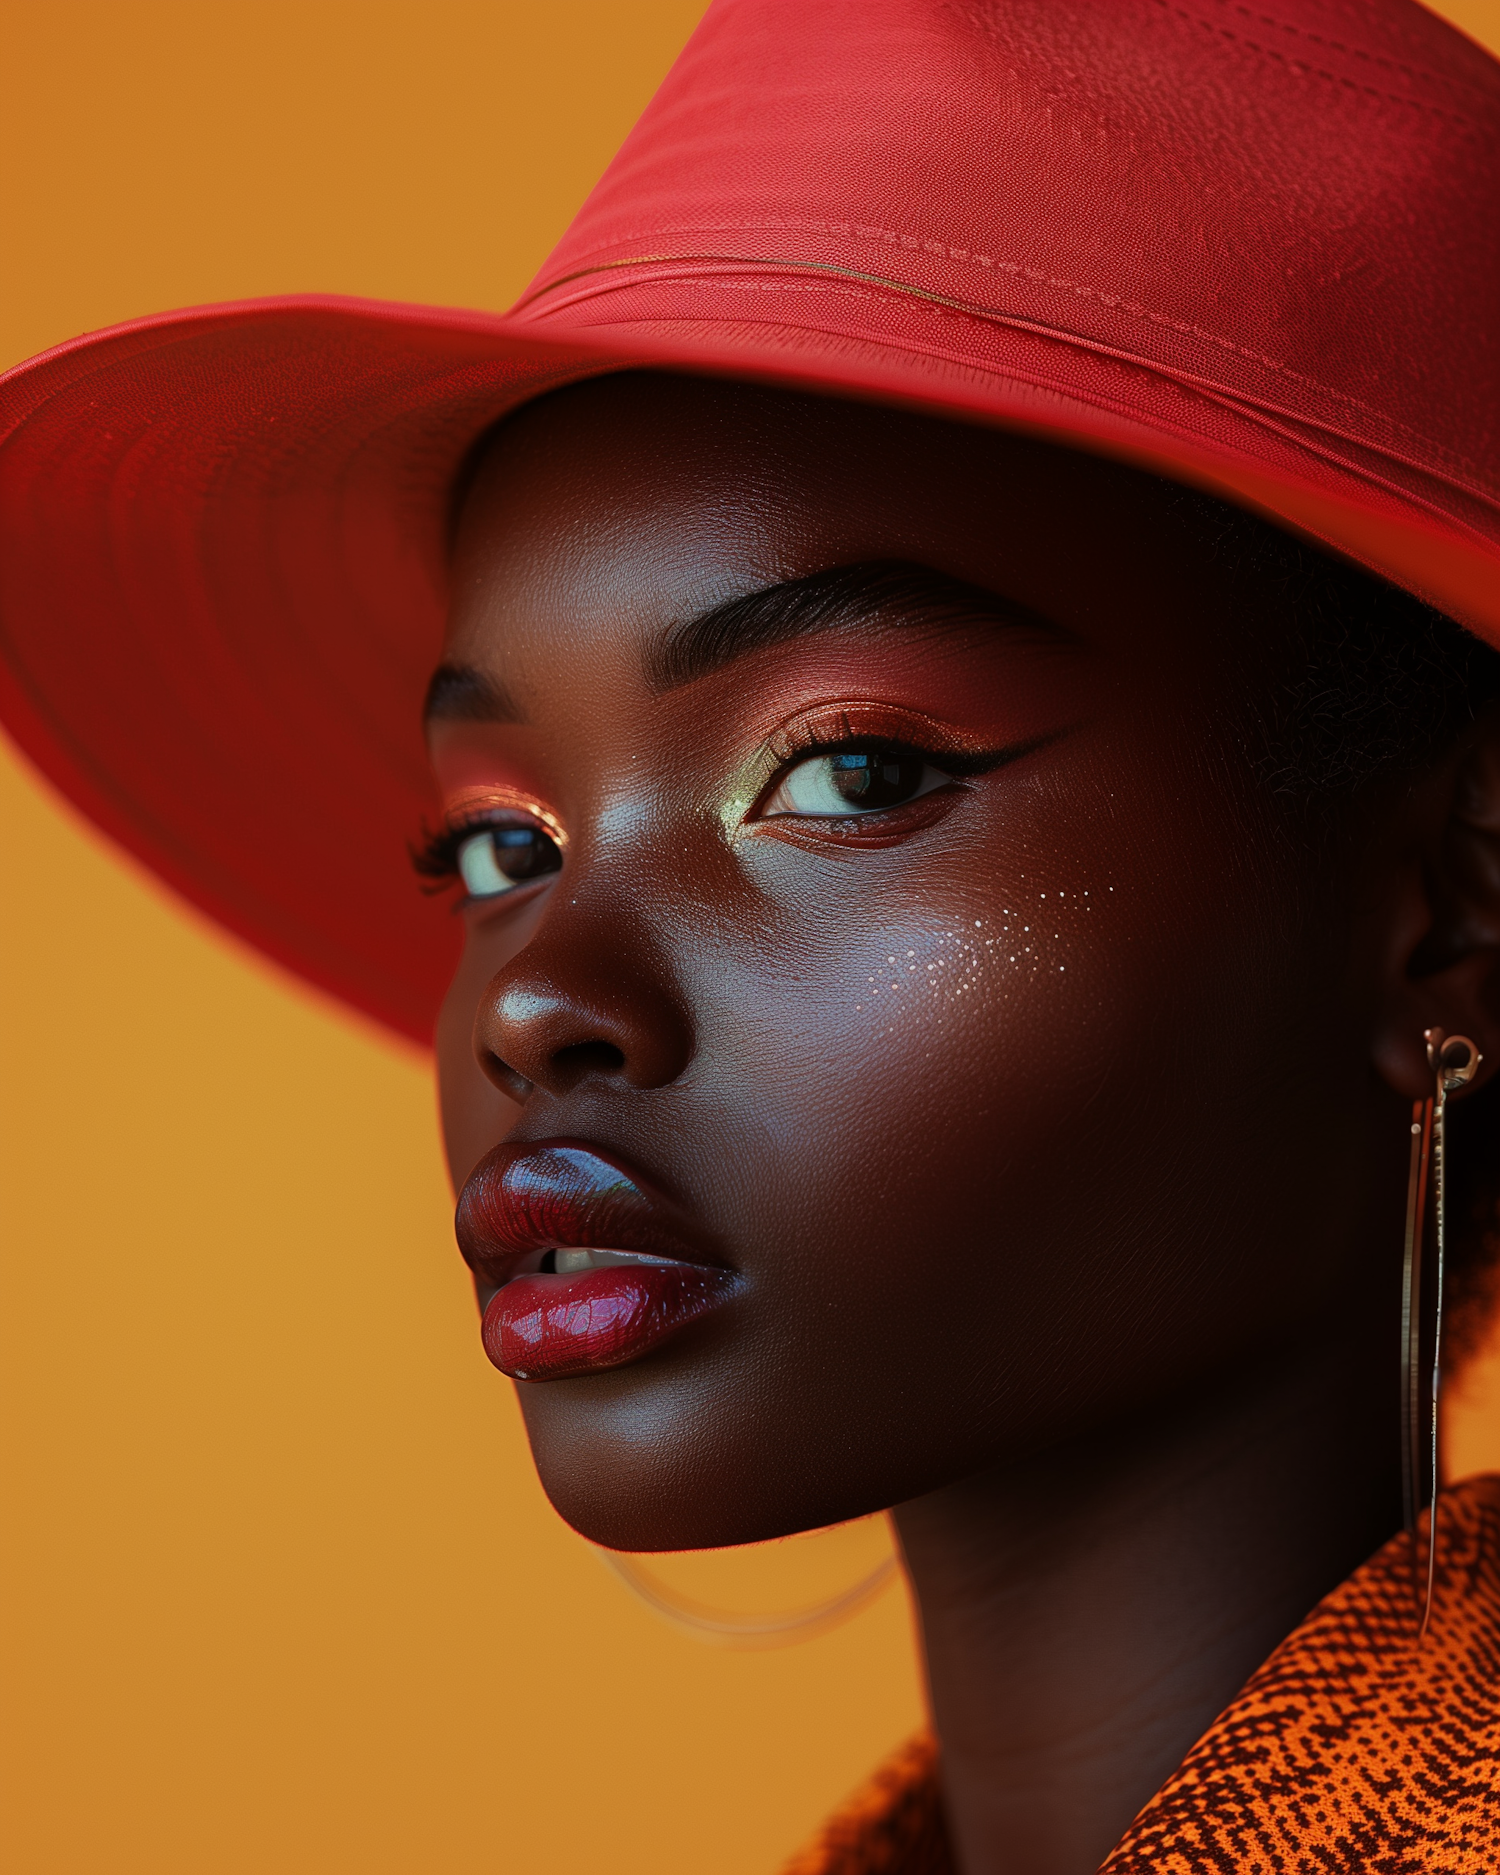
[{"x1": 429, "y1": 374, "x2": 1394, "y2": 1552}]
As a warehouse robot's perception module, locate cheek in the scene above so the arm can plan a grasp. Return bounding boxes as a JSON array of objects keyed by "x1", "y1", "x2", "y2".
[
  {"x1": 729, "y1": 760, "x2": 1204, "y2": 1139},
  {"x1": 708, "y1": 754, "x2": 1304, "y2": 1402},
  {"x1": 719, "y1": 885, "x2": 1126, "y2": 1259}
]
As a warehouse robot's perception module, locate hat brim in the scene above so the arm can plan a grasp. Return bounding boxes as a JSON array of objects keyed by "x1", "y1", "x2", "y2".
[{"x1": 3, "y1": 289, "x2": 1497, "y2": 1044}]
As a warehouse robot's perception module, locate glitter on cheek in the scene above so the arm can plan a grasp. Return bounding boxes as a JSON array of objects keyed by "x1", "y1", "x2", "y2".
[{"x1": 845, "y1": 882, "x2": 1111, "y2": 1019}]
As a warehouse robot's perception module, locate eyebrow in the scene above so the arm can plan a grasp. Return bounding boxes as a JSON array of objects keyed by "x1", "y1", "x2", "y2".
[
  {"x1": 645, "y1": 560, "x2": 1065, "y2": 693},
  {"x1": 422, "y1": 559, "x2": 1065, "y2": 724}
]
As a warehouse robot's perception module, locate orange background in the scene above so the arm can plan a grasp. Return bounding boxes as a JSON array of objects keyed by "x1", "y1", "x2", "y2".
[{"x1": 3, "y1": 5, "x2": 1498, "y2": 1871}]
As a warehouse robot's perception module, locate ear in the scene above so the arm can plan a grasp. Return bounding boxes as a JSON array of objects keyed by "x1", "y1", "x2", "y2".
[{"x1": 1372, "y1": 715, "x2": 1500, "y2": 1102}]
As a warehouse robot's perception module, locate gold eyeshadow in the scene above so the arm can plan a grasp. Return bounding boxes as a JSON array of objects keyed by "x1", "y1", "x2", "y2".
[{"x1": 442, "y1": 784, "x2": 569, "y2": 849}]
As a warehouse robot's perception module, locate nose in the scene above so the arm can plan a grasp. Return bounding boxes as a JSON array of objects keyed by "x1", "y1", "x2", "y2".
[{"x1": 474, "y1": 944, "x2": 694, "y2": 1104}]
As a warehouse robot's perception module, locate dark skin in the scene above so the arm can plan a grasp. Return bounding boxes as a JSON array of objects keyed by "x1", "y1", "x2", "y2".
[{"x1": 427, "y1": 373, "x2": 1500, "y2": 1874}]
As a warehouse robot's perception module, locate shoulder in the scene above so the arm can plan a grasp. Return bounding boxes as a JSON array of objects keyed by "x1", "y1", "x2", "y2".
[
  {"x1": 785, "y1": 1481, "x2": 1500, "y2": 1874},
  {"x1": 1104, "y1": 1476, "x2": 1500, "y2": 1873}
]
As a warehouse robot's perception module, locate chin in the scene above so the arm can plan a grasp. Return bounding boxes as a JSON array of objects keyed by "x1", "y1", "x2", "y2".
[{"x1": 512, "y1": 1357, "x2": 914, "y2": 1554}]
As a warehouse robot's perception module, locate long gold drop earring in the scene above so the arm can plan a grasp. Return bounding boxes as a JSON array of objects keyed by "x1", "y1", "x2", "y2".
[{"x1": 1401, "y1": 1027, "x2": 1481, "y2": 1641}]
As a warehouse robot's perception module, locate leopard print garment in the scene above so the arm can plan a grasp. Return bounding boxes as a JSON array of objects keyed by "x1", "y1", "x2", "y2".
[{"x1": 784, "y1": 1475, "x2": 1500, "y2": 1874}]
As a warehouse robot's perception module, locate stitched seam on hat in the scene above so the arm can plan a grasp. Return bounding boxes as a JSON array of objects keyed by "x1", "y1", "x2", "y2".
[
  {"x1": 1153, "y1": 0, "x2": 1479, "y2": 125},
  {"x1": 640, "y1": 276, "x2": 884, "y2": 301},
  {"x1": 1271, "y1": 0, "x2": 1485, "y2": 62},
  {"x1": 527, "y1": 232, "x2": 1490, "y2": 486},
  {"x1": 1165, "y1": 0, "x2": 1494, "y2": 104}
]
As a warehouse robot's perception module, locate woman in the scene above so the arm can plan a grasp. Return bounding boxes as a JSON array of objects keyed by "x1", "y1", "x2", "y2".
[{"x1": 3, "y1": 2, "x2": 1497, "y2": 1871}]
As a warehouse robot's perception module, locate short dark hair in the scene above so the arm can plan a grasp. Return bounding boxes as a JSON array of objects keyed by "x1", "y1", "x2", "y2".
[{"x1": 1164, "y1": 487, "x2": 1500, "y2": 798}]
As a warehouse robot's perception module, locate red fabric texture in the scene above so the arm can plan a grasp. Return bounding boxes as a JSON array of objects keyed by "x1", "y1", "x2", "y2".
[{"x1": 1, "y1": 0, "x2": 1496, "y2": 1041}]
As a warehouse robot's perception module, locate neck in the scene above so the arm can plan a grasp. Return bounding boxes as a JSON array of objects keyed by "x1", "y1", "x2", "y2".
[{"x1": 893, "y1": 1327, "x2": 1401, "y2": 1875}]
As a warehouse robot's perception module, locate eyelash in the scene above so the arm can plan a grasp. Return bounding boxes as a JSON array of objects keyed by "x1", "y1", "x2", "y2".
[{"x1": 410, "y1": 819, "x2": 479, "y2": 893}]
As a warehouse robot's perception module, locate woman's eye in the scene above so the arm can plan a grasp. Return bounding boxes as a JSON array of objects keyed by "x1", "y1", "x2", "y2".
[
  {"x1": 457, "y1": 823, "x2": 563, "y2": 898},
  {"x1": 760, "y1": 746, "x2": 953, "y2": 818}
]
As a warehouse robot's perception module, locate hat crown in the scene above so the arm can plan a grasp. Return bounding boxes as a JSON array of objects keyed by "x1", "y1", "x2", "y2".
[{"x1": 522, "y1": 0, "x2": 1500, "y2": 498}]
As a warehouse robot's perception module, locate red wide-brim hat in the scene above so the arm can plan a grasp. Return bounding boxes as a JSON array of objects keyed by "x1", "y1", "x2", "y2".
[{"x1": 3, "y1": 0, "x2": 1496, "y2": 1045}]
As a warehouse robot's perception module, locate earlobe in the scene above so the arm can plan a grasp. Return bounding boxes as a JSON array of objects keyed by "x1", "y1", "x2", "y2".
[{"x1": 1372, "y1": 723, "x2": 1500, "y2": 1102}]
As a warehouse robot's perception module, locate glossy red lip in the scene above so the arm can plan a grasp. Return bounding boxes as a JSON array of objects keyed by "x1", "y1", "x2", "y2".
[{"x1": 454, "y1": 1140, "x2": 735, "y2": 1381}]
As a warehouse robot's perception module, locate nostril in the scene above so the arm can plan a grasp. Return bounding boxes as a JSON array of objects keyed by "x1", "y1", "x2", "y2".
[
  {"x1": 553, "y1": 1039, "x2": 627, "y2": 1080},
  {"x1": 477, "y1": 974, "x2": 692, "y2": 1098},
  {"x1": 481, "y1": 1051, "x2": 534, "y2": 1103}
]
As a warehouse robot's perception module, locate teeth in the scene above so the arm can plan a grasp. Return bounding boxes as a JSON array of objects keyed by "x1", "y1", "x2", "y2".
[{"x1": 545, "y1": 1248, "x2": 678, "y2": 1275}]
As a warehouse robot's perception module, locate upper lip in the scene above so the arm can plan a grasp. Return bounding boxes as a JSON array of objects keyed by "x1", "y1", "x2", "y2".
[{"x1": 454, "y1": 1138, "x2": 721, "y2": 1288}]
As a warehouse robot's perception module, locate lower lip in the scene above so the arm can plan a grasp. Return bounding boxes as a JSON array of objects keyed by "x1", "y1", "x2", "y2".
[{"x1": 481, "y1": 1263, "x2": 732, "y2": 1381}]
